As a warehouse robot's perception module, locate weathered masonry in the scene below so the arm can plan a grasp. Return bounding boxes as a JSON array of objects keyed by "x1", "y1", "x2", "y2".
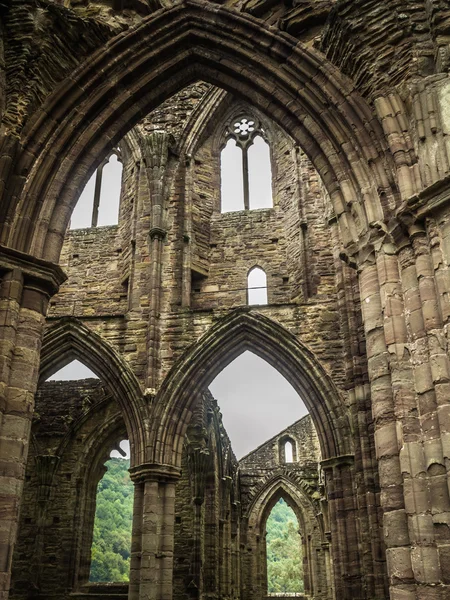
[{"x1": 1, "y1": 2, "x2": 450, "y2": 600}]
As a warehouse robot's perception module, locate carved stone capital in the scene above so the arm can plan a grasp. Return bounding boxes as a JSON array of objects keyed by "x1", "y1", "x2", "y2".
[
  {"x1": 0, "y1": 244, "x2": 67, "y2": 297},
  {"x1": 129, "y1": 462, "x2": 181, "y2": 483}
]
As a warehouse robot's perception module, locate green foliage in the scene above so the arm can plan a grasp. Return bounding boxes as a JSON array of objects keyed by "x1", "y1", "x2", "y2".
[
  {"x1": 89, "y1": 457, "x2": 133, "y2": 582},
  {"x1": 266, "y1": 498, "x2": 304, "y2": 594}
]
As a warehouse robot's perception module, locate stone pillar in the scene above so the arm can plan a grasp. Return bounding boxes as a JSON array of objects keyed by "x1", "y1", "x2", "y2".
[
  {"x1": 129, "y1": 481, "x2": 144, "y2": 600},
  {"x1": 129, "y1": 463, "x2": 181, "y2": 600},
  {"x1": 0, "y1": 245, "x2": 65, "y2": 600},
  {"x1": 302, "y1": 534, "x2": 311, "y2": 596},
  {"x1": 359, "y1": 246, "x2": 415, "y2": 599},
  {"x1": 397, "y1": 224, "x2": 450, "y2": 597},
  {"x1": 139, "y1": 132, "x2": 174, "y2": 389},
  {"x1": 321, "y1": 456, "x2": 362, "y2": 600}
]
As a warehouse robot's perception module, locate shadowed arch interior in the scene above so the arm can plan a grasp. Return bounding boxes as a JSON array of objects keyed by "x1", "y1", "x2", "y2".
[
  {"x1": 152, "y1": 309, "x2": 352, "y2": 467},
  {"x1": 39, "y1": 318, "x2": 146, "y2": 466},
  {"x1": 2, "y1": 0, "x2": 397, "y2": 261}
]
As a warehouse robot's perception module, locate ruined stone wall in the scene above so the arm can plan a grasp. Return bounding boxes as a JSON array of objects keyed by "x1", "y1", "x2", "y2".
[
  {"x1": 238, "y1": 416, "x2": 328, "y2": 600},
  {"x1": 10, "y1": 379, "x2": 126, "y2": 600},
  {"x1": 173, "y1": 391, "x2": 239, "y2": 600},
  {"x1": 45, "y1": 88, "x2": 353, "y2": 400}
]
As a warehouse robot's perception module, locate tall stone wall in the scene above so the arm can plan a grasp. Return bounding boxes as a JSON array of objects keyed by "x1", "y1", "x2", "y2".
[
  {"x1": 239, "y1": 416, "x2": 328, "y2": 600},
  {"x1": 10, "y1": 379, "x2": 126, "y2": 600}
]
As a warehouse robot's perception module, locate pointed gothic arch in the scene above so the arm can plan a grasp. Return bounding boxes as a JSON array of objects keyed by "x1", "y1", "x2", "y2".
[
  {"x1": 245, "y1": 474, "x2": 330, "y2": 600},
  {"x1": 248, "y1": 474, "x2": 319, "y2": 535},
  {"x1": 1, "y1": 1, "x2": 398, "y2": 262},
  {"x1": 150, "y1": 309, "x2": 351, "y2": 468},
  {"x1": 39, "y1": 318, "x2": 146, "y2": 466}
]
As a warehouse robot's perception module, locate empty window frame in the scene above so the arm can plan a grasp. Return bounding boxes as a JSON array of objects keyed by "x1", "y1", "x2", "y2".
[
  {"x1": 279, "y1": 437, "x2": 297, "y2": 463},
  {"x1": 266, "y1": 498, "x2": 304, "y2": 594},
  {"x1": 247, "y1": 267, "x2": 268, "y2": 305},
  {"x1": 71, "y1": 151, "x2": 123, "y2": 229},
  {"x1": 89, "y1": 439, "x2": 132, "y2": 583},
  {"x1": 220, "y1": 116, "x2": 272, "y2": 212}
]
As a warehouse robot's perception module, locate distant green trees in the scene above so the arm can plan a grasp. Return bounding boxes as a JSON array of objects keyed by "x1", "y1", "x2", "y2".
[
  {"x1": 89, "y1": 461, "x2": 303, "y2": 590},
  {"x1": 90, "y1": 457, "x2": 133, "y2": 582},
  {"x1": 266, "y1": 498, "x2": 304, "y2": 594}
]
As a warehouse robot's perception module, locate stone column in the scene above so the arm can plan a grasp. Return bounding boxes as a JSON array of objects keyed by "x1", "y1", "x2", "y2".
[
  {"x1": 0, "y1": 245, "x2": 65, "y2": 600},
  {"x1": 321, "y1": 456, "x2": 362, "y2": 600},
  {"x1": 139, "y1": 132, "x2": 174, "y2": 390},
  {"x1": 129, "y1": 463, "x2": 181, "y2": 600},
  {"x1": 359, "y1": 245, "x2": 415, "y2": 600},
  {"x1": 129, "y1": 481, "x2": 145, "y2": 600}
]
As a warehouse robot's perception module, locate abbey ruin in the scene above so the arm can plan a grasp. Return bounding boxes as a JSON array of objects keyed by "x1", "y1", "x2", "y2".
[{"x1": 1, "y1": 1, "x2": 450, "y2": 599}]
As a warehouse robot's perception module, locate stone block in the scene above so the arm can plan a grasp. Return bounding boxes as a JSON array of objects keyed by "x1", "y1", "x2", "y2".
[
  {"x1": 400, "y1": 442, "x2": 426, "y2": 477},
  {"x1": 411, "y1": 545, "x2": 441, "y2": 583}
]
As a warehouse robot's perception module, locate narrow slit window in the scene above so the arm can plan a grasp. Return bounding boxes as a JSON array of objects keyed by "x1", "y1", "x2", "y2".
[
  {"x1": 247, "y1": 267, "x2": 268, "y2": 306},
  {"x1": 284, "y1": 440, "x2": 294, "y2": 463}
]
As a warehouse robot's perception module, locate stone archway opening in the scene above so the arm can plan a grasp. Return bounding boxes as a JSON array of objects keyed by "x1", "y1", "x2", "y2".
[{"x1": 265, "y1": 498, "x2": 304, "y2": 596}]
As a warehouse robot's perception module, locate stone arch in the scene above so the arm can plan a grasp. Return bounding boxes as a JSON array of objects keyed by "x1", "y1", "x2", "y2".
[
  {"x1": 248, "y1": 474, "x2": 319, "y2": 539},
  {"x1": 246, "y1": 474, "x2": 327, "y2": 600},
  {"x1": 69, "y1": 410, "x2": 129, "y2": 589},
  {"x1": 151, "y1": 309, "x2": 351, "y2": 467},
  {"x1": 39, "y1": 317, "x2": 146, "y2": 466},
  {"x1": 2, "y1": 0, "x2": 397, "y2": 261}
]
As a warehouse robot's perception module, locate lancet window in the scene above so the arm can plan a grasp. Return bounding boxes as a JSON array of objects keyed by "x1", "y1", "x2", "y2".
[
  {"x1": 247, "y1": 267, "x2": 268, "y2": 305},
  {"x1": 221, "y1": 116, "x2": 272, "y2": 212}
]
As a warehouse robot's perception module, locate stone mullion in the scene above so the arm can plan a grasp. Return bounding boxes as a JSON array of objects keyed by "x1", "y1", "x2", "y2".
[
  {"x1": 400, "y1": 228, "x2": 450, "y2": 589},
  {"x1": 360, "y1": 253, "x2": 415, "y2": 599}
]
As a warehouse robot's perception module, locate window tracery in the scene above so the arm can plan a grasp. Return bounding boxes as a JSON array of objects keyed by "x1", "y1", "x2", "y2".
[{"x1": 221, "y1": 115, "x2": 272, "y2": 212}]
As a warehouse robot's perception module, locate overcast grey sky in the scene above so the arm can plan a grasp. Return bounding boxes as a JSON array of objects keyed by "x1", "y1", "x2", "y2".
[
  {"x1": 58, "y1": 134, "x2": 308, "y2": 459},
  {"x1": 49, "y1": 353, "x2": 308, "y2": 459}
]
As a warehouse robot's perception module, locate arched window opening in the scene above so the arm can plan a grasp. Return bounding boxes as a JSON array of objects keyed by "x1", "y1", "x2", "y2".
[
  {"x1": 220, "y1": 116, "x2": 272, "y2": 213},
  {"x1": 266, "y1": 498, "x2": 304, "y2": 595},
  {"x1": 70, "y1": 151, "x2": 122, "y2": 229},
  {"x1": 248, "y1": 135, "x2": 272, "y2": 209},
  {"x1": 279, "y1": 436, "x2": 297, "y2": 464},
  {"x1": 97, "y1": 154, "x2": 123, "y2": 226},
  {"x1": 89, "y1": 439, "x2": 133, "y2": 583},
  {"x1": 46, "y1": 359, "x2": 99, "y2": 381},
  {"x1": 208, "y1": 350, "x2": 308, "y2": 459},
  {"x1": 285, "y1": 440, "x2": 294, "y2": 463},
  {"x1": 221, "y1": 138, "x2": 245, "y2": 212},
  {"x1": 247, "y1": 266, "x2": 268, "y2": 305}
]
